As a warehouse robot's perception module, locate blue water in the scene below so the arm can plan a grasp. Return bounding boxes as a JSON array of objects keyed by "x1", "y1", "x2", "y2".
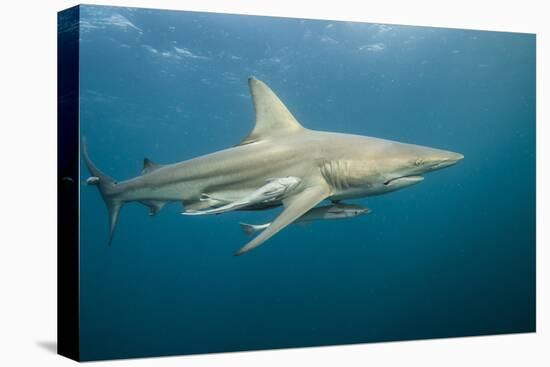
[{"x1": 77, "y1": 5, "x2": 536, "y2": 361}]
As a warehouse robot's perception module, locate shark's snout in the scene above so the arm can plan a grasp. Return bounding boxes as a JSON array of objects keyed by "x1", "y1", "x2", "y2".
[
  {"x1": 449, "y1": 152, "x2": 464, "y2": 162},
  {"x1": 433, "y1": 152, "x2": 464, "y2": 169}
]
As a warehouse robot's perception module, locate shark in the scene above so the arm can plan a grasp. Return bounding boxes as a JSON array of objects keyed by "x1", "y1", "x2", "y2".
[{"x1": 83, "y1": 77, "x2": 463, "y2": 255}]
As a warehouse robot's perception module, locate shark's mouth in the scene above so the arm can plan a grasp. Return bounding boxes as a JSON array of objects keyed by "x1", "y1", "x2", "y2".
[{"x1": 383, "y1": 175, "x2": 424, "y2": 186}]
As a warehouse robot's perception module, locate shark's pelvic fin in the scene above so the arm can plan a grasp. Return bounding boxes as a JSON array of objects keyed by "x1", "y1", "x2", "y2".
[
  {"x1": 235, "y1": 183, "x2": 330, "y2": 256},
  {"x1": 142, "y1": 158, "x2": 163, "y2": 175},
  {"x1": 238, "y1": 77, "x2": 304, "y2": 146}
]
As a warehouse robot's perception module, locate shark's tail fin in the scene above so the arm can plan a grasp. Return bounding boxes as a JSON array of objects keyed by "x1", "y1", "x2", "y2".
[
  {"x1": 239, "y1": 222, "x2": 270, "y2": 236},
  {"x1": 82, "y1": 137, "x2": 122, "y2": 245}
]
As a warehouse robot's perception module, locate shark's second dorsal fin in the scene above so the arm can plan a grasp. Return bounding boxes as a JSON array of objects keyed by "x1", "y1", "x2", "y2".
[
  {"x1": 142, "y1": 158, "x2": 162, "y2": 175},
  {"x1": 238, "y1": 77, "x2": 304, "y2": 146}
]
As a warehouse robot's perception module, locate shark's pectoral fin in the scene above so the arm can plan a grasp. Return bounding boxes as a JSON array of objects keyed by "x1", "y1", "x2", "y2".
[
  {"x1": 237, "y1": 77, "x2": 305, "y2": 146},
  {"x1": 234, "y1": 183, "x2": 331, "y2": 256}
]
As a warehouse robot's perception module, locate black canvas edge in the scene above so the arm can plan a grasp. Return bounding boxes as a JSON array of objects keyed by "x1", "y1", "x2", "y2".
[{"x1": 57, "y1": 5, "x2": 81, "y2": 362}]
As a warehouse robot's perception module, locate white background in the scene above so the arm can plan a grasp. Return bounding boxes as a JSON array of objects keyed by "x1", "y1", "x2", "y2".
[{"x1": 0, "y1": 0, "x2": 547, "y2": 365}]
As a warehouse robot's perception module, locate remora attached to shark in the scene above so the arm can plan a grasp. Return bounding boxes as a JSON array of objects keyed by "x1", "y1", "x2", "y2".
[
  {"x1": 83, "y1": 77, "x2": 463, "y2": 255},
  {"x1": 182, "y1": 176, "x2": 302, "y2": 216}
]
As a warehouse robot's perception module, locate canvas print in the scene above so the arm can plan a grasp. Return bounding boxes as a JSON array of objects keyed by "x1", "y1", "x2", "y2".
[{"x1": 57, "y1": 4, "x2": 535, "y2": 361}]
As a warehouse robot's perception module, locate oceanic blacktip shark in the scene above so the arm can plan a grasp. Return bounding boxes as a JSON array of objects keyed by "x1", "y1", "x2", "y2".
[
  {"x1": 240, "y1": 203, "x2": 371, "y2": 236},
  {"x1": 83, "y1": 77, "x2": 463, "y2": 255}
]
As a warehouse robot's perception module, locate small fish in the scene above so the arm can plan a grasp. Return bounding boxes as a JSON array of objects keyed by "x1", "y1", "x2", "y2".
[
  {"x1": 182, "y1": 176, "x2": 301, "y2": 216},
  {"x1": 240, "y1": 202, "x2": 371, "y2": 236}
]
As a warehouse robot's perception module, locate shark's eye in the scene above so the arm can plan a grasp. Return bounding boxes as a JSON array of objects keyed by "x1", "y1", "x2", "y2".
[{"x1": 414, "y1": 158, "x2": 424, "y2": 166}]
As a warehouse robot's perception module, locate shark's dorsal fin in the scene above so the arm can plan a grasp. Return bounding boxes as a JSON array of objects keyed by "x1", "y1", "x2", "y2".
[
  {"x1": 238, "y1": 77, "x2": 304, "y2": 146},
  {"x1": 142, "y1": 158, "x2": 162, "y2": 175}
]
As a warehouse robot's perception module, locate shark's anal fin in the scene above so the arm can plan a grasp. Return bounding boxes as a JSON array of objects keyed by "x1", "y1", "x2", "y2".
[
  {"x1": 238, "y1": 77, "x2": 304, "y2": 146},
  {"x1": 140, "y1": 200, "x2": 167, "y2": 216},
  {"x1": 235, "y1": 183, "x2": 330, "y2": 256}
]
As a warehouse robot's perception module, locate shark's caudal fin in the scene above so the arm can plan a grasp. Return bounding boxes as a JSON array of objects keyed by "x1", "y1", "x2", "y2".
[{"x1": 82, "y1": 138, "x2": 122, "y2": 245}]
